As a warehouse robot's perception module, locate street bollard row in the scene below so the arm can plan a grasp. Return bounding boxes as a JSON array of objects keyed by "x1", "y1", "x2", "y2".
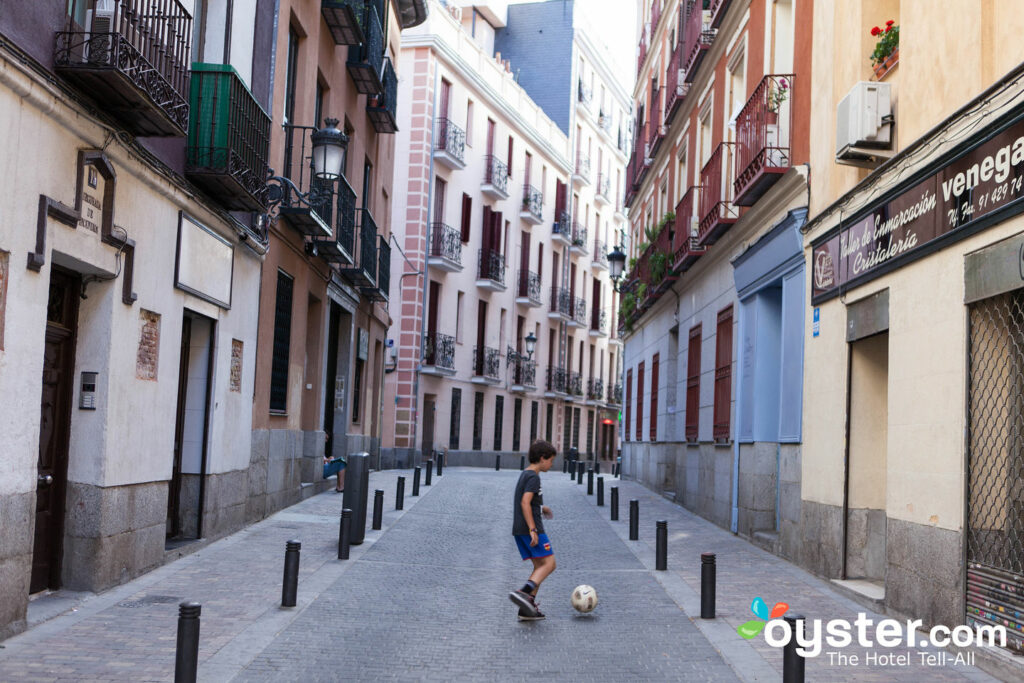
[{"x1": 413, "y1": 466, "x2": 421, "y2": 497}]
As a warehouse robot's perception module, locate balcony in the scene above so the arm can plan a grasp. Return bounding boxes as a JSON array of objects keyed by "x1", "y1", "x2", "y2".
[
  {"x1": 548, "y1": 287, "x2": 573, "y2": 321},
  {"x1": 361, "y1": 235, "x2": 390, "y2": 302},
  {"x1": 734, "y1": 75, "x2": 794, "y2": 206},
  {"x1": 572, "y1": 156, "x2": 592, "y2": 186},
  {"x1": 314, "y1": 175, "x2": 357, "y2": 265},
  {"x1": 709, "y1": 0, "x2": 733, "y2": 27},
  {"x1": 590, "y1": 308, "x2": 608, "y2": 337},
  {"x1": 347, "y1": 5, "x2": 384, "y2": 95},
  {"x1": 340, "y1": 208, "x2": 378, "y2": 287},
  {"x1": 516, "y1": 270, "x2": 542, "y2": 307},
  {"x1": 54, "y1": 0, "x2": 191, "y2": 137},
  {"x1": 422, "y1": 332, "x2": 456, "y2": 376},
  {"x1": 321, "y1": 0, "x2": 378, "y2": 45},
  {"x1": 648, "y1": 87, "x2": 666, "y2": 156},
  {"x1": 434, "y1": 118, "x2": 466, "y2": 169},
  {"x1": 618, "y1": 127, "x2": 630, "y2": 156},
  {"x1": 475, "y1": 248, "x2": 506, "y2": 291},
  {"x1": 665, "y1": 21, "x2": 689, "y2": 126},
  {"x1": 595, "y1": 175, "x2": 612, "y2": 207},
  {"x1": 509, "y1": 355, "x2": 537, "y2": 392},
  {"x1": 570, "y1": 223, "x2": 589, "y2": 255},
  {"x1": 608, "y1": 382, "x2": 624, "y2": 405},
  {"x1": 682, "y1": 0, "x2": 715, "y2": 84},
  {"x1": 520, "y1": 185, "x2": 544, "y2": 225},
  {"x1": 598, "y1": 110, "x2": 614, "y2": 137},
  {"x1": 587, "y1": 377, "x2": 605, "y2": 402},
  {"x1": 482, "y1": 155, "x2": 510, "y2": 199},
  {"x1": 615, "y1": 199, "x2": 627, "y2": 222},
  {"x1": 185, "y1": 63, "x2": 270, "y2": 211},
  {"x1": 567, "y1": 371, "x2": 583, "y2": 398},
  {"x1": 274, "y1": 123, "x2": 335, "y2": 237},
  {"x1": 698, "y1": 142, "x2": 738, "y2": 246},
  {"x1": 546, "y1": 366, "x2": 568, "y2": 396},
  {"x1": 569, "y1": 296, "x2": 588, "y2": 329},
  {"x1": 552, "y1": 211, "x2": 573, "y2": 246},
  {"x1": 367, "y1": 57, "x2": 398, "y2": 134},
  {"x1": 472, "y1": 346, "x2": 501, "y2": 384},
  {"x1": 591, "y1": 239, "x2": 608, "y2": 270},
  {"x1": 672, "y1": 186, "x2": 706, "y2": 273},
  {"x1": 577, "y1": 79, "x2": 593, "y2": 117},
  {"x1": 428, "y1": 222, "x2": 463, "y2": 272}
]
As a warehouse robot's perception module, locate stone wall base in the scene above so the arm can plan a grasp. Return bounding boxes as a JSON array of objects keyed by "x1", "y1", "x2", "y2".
[{"x1": 0, "y1": 492, "x2": 35, "y2": 640}]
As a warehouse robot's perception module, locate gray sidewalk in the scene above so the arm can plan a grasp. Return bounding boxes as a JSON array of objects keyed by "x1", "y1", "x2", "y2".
[{"x1": 0, "y1": 465, "x2": 1007, "y2": 681}]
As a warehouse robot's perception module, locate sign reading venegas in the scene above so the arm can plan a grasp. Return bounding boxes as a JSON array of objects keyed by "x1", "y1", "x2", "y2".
[{"x1": 812, "y1": 113, "x2": 1024, "y2": 303}]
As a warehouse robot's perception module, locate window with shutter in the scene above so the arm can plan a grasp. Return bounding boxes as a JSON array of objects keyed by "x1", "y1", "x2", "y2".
[
  {"x1": 461, "y1": 193, "x2": 472, "y2": 242},
  {"x1": 450, "y1": 388, "x2": 461, "y2": 449},
  {"x1": 625, "y1": 368, "x2": 632, "y2": 440},
  {"x1": 650, "y1": 353, "x2": 659, "y2": 441},
  {"x1": 494, "y1": 395, "x2": 505, "y2": 451},
  {"x1": 269, "y1": 270, "x2": 293, "y2": 412},
  {"x1": 636, "y1": 361, "x2": 644, "y2": 441},
  {"x1": 713, "y1": 306, "x2": 734, "y2": 441},
  {"x1": 686, "y1": 325, "x2": 702, "y2": 441},
  {"x1": 513, "y1": 398, "x2": 523, "y2": 451}
]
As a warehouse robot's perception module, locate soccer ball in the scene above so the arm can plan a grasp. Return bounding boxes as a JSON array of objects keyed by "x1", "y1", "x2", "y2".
[{"x1": 571, "y1": 584, "x2": 598, "y2": 613}]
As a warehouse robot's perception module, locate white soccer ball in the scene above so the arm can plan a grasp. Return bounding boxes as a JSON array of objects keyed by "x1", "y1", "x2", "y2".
[{"x1": 571, "y1": 584, "x2": 598, "y2": 613}]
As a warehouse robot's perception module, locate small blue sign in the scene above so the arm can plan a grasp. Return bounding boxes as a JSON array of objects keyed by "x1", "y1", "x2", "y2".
[{"x1": 812, "y1": 307, "x2": 820, "y2": 338}]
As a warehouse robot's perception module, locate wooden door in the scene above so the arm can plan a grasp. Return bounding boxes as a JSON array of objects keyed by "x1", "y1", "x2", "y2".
[
  {"x1": 168, "y1": 316, "x2": 192, "y2": 539},
  {"x1": 422, "y1": 396, "x2": 436, "y2": 458},
  {"x1": 32, "y1": 268, "x2": 80, "y2": 593},
  {"x1": 440, "y1": 79, "x2": 451, "y2": 120}
]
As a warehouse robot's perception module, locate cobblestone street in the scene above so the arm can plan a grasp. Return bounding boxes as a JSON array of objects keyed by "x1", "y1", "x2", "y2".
[{"x1": 0, "y1": 467, "x2": 1003, "y2": 681}]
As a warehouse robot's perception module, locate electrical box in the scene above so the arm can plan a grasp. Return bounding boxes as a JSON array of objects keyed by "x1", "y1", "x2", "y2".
[
  {"x1": 836, "y1": 82, "x2": 894, "y2": 168},
  {"x1": 80, "y1": 372, "x2": 97, "y2": 410}
]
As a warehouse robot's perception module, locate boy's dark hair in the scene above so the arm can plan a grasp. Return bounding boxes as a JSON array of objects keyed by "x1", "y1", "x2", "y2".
[{"x1": 528, "y1": 440, "x2": 557, "y2": 463}]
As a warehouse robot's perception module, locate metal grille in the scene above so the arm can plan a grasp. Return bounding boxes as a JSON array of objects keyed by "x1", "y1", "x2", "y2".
[{"x1": 966, "y1": 289, "x2": 1024, "y2": 653}]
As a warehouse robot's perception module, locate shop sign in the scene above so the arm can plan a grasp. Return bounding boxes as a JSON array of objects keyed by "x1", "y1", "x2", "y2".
[{"x1": 812, "y1": 114, "x2": 1024, "y2": 302}]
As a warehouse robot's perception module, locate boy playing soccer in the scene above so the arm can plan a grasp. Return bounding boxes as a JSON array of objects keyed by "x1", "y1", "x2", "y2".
[{"x1": 509, "y1": 440, "x2": 557, "y2": 620}]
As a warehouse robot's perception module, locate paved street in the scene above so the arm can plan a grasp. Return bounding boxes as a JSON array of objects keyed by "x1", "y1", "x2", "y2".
[{"x1": 0, "y1": 467, "x2": 1003, "y2": 681}]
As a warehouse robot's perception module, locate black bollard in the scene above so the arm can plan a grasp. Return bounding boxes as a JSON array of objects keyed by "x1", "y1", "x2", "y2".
[
  {"x1": 436, "y1": 454, "x2": 443, "y2": 477},
  {"x1": 587, "y1": 468, "x2": 594, "y2": 495},
  {"x1": 338, "y1": 510, "x2": 352, "y2": 560},
  {"x1": 413, "y1": 466, "x2": 421, "y2": 496},
  {"x1": 174, "y1": 601, "x2": 201, "y2": 683},
  {"x1": 282, "y1": 540, "x2": 300, "y2": 607},
  {"x1": 783, "y1": 614, "x2": 806, "y2": 683},
  {"x1": 396, "y1": 476, "x2": 405, "y2": 510},
  {"x1": 577, "y1": 461, "x2": 585, "y2": 484},
  {"x1": 495, "y1": 454, "x2": 501, "y2": 470},
  {"x1": 597, "y1": 476, "x2": 605, "y2": 506},
  {"x1": 656, "y1": 521, "x2": 668, "y2": 570},
  {"x1": 701, "y1": 552, "x2": 716, "y2": 619},
  {"x1": 372, "y1": 489, "x2": 384, "y2": 530},
  {"x1": 595, "y1": 461, "x2": 601, "y2": 475},
  {"x1": 629, "y1": 500, "x2": 639, "y2": 540},
  {"x1": 425, "y1": 461, "x2": 432, "y2": 486},
  {"x1": 520, "y1": 455, "x2": 525, "y2": 470},
  {"x1": 570, "y1": 460, "x2": 576, "y2": 480},
  {"x1": 562, "y1": 459, "x2": 568, "y2": 473},
  {"x1": 610, "y1": 486, "x2": 619, "y2": 520}
]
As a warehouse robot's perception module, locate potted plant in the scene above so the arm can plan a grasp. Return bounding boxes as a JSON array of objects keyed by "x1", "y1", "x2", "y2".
[
  {"x1": 870, "y1": 20, "x2": 899, "y2": 78},
  {"x1": 649, "y1": 249, "x2": 669, "y2": 285},
  {"x1": 765, "y1": 77, "x2": 789, "y2": 124}
]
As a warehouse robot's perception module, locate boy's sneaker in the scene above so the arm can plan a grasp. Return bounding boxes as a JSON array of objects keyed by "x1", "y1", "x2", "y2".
[
  {"x1": 509, "y1": 590, "x2": 539, "y2": 617},
  {"x1": 518, "y1": 605, "x2": 546, "y2": 621}
]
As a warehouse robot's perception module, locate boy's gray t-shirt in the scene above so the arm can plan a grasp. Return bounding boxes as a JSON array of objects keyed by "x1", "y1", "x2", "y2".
[{"x1": 513, "y1": 469, "x2": 544, "y2": 535}]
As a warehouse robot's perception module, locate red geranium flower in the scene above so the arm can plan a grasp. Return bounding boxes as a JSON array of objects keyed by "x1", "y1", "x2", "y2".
[
  {"x1": 886, "y1": 19, "x2": 895, "y2": 26},
  {"x1": 886, "y1": 25, "x2": 893, "y2": 32},
  {"x1": 871, "y1": 26, "x2": 881, "y2": 36}
]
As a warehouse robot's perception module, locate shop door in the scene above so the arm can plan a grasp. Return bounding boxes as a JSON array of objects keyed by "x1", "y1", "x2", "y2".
[
  {"x1": 966, "y1": 289, "x2": 1024, "y2": 652},
  {"x1": 32, "y1": 268, "x2": 80, "y2": 593},
  {"x1": 422, "y1": 395, "x2": 436, "y2": 459}
]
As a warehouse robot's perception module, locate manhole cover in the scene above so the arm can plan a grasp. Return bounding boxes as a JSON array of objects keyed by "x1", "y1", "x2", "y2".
[{"x1": 117, "y1": 595, "x2": 181, "y2": 608}]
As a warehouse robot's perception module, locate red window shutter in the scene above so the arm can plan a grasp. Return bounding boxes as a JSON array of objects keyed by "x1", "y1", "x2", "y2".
[
  {"x1": 686, "y1": 325, "x2": 701, "y2": 441},
  {"x1": 461, "y1": 193, "x2": 472, "y2": 242},
  {"x1": 650, "y1": 353, "x2": 659, "y2": 442},
  {"x1": 636, "y1": 361, "x2": 645, "y2": 441},
  {"x1": 625, "y1": 369, "x2": 632, "y2": 440},
  {"x1": 482, "y1": 205, "x2": 492, "y2": 252},
  {"x1": 713, "y1": 306, "x2": 733, "y2": 441},
  {"x1": 555, "y1": 180, "x2": 567, "y2": 217}
]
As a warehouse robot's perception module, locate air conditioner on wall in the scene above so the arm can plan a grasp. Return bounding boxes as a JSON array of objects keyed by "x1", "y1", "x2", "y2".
[
  {"x1": 836, "y1": 81, "x2": 894, "y2": 168},
  {"x1": 82, "y1": 0, "x2": 116, "y2": 62}
]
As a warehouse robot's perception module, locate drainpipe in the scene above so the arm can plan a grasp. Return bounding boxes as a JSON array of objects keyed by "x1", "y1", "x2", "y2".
[{"x1": 730, "y1": 300, "x2": 746, "y2": 534}]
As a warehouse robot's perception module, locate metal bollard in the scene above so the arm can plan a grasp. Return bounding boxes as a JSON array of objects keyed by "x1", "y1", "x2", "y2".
[
  {"x1": 783, "y1": 614, "x2": 806, "y2": 683},
  {"x1": 413, "y1": 466, "x2": 421, "y2": 497},
  {"x1": 520, "y1": 455, "x2": 525, "y2": 470},
  {"x1": 611, "y1": 486, "x2": 619, "y2": 520},
  {"x1": 425, "y1": 461, "x2": 432, "y2": 486},
  {"x1": 174, "y1": 601, "x2": 201, "y2": 683},
  {"x1": 577, "y1": 461, "x2": 585, "y2": 484},
  {"x1": 595, "y1": 461, "x2": 601, "y2": 475},
  {"x1": 597, "y1": 476, "x2": 604, "y2": 506},
  {"x1": 396, "y1": 476, "x2": 405, "y2": 510},
  {"x1": 570, "y1": 460, "x2": 576, "y2": 480},
  {"x1": 372, "y1": 490, "x2": 384, "y2": 530},
  {"x1": 562, "y1": 459, "x2": 568, "y2": 473},
  {"x1": 587, "y1": 468, "x2": 594, "y2": 495},
  {"x1": 282, "y1": 540, "x2": 300, "y2": 607},
  {"x1": 629, "y1": 500, "x2": 639, "y2": 540},
  {"x1": 495, "y1": 454, "x2": 501, "y2": 471},
  {"x1": 436, "y1": 455, "x2": 443, "y2": 477},
  {"x1": 701, "y1": 552, "x2": 716, "y2": 619},
  {"x1": 338, "y1": 510, "x2": 352, "y2": 560},
  {"x1": 656, "y1": 521, "x2": 668, "y2": 570}
]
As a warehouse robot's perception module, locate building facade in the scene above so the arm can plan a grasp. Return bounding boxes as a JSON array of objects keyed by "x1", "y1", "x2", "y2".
[
  {"x1": 802, "y1": 0, "x2": 1024, "y2": 654},
  {"x1": 382, "y1": 0, "x2": 628, "y2": 467},
  {"x1": 620, "y1": 0, "x2": 812, "y2": 561}
]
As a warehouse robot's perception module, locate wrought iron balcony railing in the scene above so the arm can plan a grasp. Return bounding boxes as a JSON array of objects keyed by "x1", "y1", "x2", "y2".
[
  {"x1": 592, "y1": 239, "x2": 608, "y2": 266},
  {"x1": 517, "y1": 270, "x2": 542, "y2": 304},
  {"x1": 596, "y1": 175, "x2": 612, "y2": 203},
  {"x1": 340, "y1": 207, "x2": 379, "y2": 287},
  {"x1": 430, "y1": 222, "x2": 462, "y2": 266},
  {"x1": 423, "y1": 332, "x2": 456, "y2": 371},
  {"x1": 591, "y1": 308, "x2": 607, "y2": 335},
  {"x1": 587, "y1": 377, "x2": 605, "y2": 401},
  {"x1": 367, "y1": 56, "x2": 398, "y2": 134},
  {"x1": 477, "y1": 248, "x2": 506, "y2": 286},
  {"x1": 362, "y1": 234, "x2": 390, "y2": 302},
  {"x1": 578, "y1": 79, "x2": 593, "y2": 110},
  {"x1": 347, "y1": 4, "x2": 384, "y2": 94},
  {"x1": 609, "y1": 382, "x2": 623, "y2": 404},
  {"x1": 567, "y1": 371, "x2": 583, "y2": 397},
  {"x1": 186, "y1": 63, "x2": 270, "y2": 211},
  {"x1": 698, "y1": 142, "x2": 738, "y2": 245},
  {"x1": 571, "y1": 223, "x2": 589, "y2": 251},
  {"x1": 553, "y1": 211, "x2": 572, "y2": 242},
  {"x1": 572, "y1": 297, "x2": 589, "y2": 327},
  {"x1": 509, "y1": 353, "x2": 537, "y2": 388},
  {"x1": 550, "y1": 287, "x2": 573, "y2": 318},
  {"x1": 521, "y1": 185, "x2": 543, "y2": 222},
  {"x1": 734, "y1": 74, "x2": 794, "y2": 206},
  {"x1": 709, "y1": 0, "x2": 732, "y2": 27},
  {"x1": 315, "y1": 174, "x2": 358, "y2": 263},
  {"x1": 483, "y1": 155, "x2": 510, "y2": 195},
  {"x1": 682, "y1": 0, "x2": 715, "y2": 83},
  {"x1": 435, "y1": 117, "x2": 466, "y2": 165},
  {"x1": 574, "y1": 156, "x2": 592, "y2": 183},
  {"x1": 546, "y1": 366, "x2": 568, "y2": 394},
  {"x1": 673, "y1": 185, "x2": 705, "y2": 273},
  {"x1": 321, "y1": 0, "x2": 386, "y2": 45},
  {"x1": 272, "y1": 122, "x2": 337, "y2": 236},
  {"x1": 55, "y1": 0, "x2": 192, "y2": 136},
  {"x1": 473, "y1": 346, "x2": 501, "y2": 380}
]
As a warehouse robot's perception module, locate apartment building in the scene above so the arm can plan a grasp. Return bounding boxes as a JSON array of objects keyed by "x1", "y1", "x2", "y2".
[
  {"x1": 802, "y1": 2, "x2": 1024, "y2": 656},
  {"x1": 619, "y1": 0, "x2": 812, "y2": 561},
  {"x1": 0, "y1": 0, "x2": 425, "y2": 640},
  {"x1": 382, "y1": 0, "x2": 626, "y2": 467}
]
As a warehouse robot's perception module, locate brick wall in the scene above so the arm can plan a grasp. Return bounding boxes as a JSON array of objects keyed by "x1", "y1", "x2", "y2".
[
  {"x1": 230, "y1": 339, "x2": 243, "y2": 392},
  {"x1": 135, "y1": 309, "x2": 160, "y2": 380}
]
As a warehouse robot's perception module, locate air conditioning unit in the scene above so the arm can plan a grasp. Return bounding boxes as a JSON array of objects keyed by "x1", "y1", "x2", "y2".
[
  {"x1": 83, "y1": 0, "x2": 116, "y2": 62},
  {"x1": 836, "y1": 81, "x2": 894, "y2": 168}
]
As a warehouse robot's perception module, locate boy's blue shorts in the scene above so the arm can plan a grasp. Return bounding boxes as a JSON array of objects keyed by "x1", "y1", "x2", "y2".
[{"x1": 514, "y1": 533, "x2": 554, "y2": 560}]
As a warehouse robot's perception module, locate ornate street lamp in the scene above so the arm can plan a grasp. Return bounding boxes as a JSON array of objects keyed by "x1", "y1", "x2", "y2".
[
  {"x1": 524, "y1": 331, "x2": 537, "y2": 360},
  {"x1": 309, "y1": 118, "x2": 347, "y2": 181},
  {"x1": 607, "y1": 244, "x2": 627, "y2": 291}
]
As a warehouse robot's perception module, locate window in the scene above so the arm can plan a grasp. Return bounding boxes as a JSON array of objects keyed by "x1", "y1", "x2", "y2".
[
  {"x1": 513, "y1": 398, "x2": 523, "y2": 451},
  {"x1": 563, "y1": 406, "x2": 573, "y2": 453},
  {"x1": 494, "y1": 395, "x2": 505, "y2": 451},
  {"x1": 466, "y1": 100, "x2": 474, "y2": 146},
  {"x1": 314, "y1": 78, "x2": 326, "y2": 127},
  {"x1": 713, "y1": 306, "x2": 734, "y2": 441},
  {"x1": 352, "y1": 357, "x2": 364, "y2": 424},
  {"x1": 434, "y1": 177, "x2": 447, "y2": 223},
  {"x1": 284, "y1": 26, "x2": 299, "y2": 126},
  {"x1": 572, "y1": 407, "x2": 581, "y2": 448},
  {"x1": 686, "y1": 324, "x2": 702, "y2": 440},
  {"x1": 530, "y1": 400, "x2": 539, "y2": 444},
  {"x1": 586, "y1": 410, "x2": 594, "y2": 455},
  {"x1": 450, "y1": 388, "x2": 462, "y2": 449},
  {"x1": 635, "y1": 361, "x2": 644, "y2": 441},
  {"x1": 362, "y1": 159, "x2": 373, "y2": 209},
  {"x1": 456, "y1": 291, "x2": 464, "y2": 343},
  {"x1": 625, "y1": 368, "x2": 632, "y2": 440},
  {"x1": 650, "y1": 353, "x2": 660, "y2": 441},
  {"x1": 460, "y1": 193, "x2": 472, "y2": 243},
  {"x1": 545, "y1": 402, "x2": 553, "y2": 442},
  {"x1": 440, "y1": 78, "x2": 451, "y2": 120},
  {"x1": 472, "y1": 391, "x2": 484, "y2": 450},
  {"x1": 507, "y1": 136, "x2": 514, "y2": 175},
  {"x1": 269, "y1": 270, "x2": 294, "y2": 412}
]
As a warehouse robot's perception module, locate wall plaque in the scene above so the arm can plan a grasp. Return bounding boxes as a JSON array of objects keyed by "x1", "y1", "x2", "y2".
[{"x1": 175, "y1": 212, "x2": 234, "y2": 309}]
